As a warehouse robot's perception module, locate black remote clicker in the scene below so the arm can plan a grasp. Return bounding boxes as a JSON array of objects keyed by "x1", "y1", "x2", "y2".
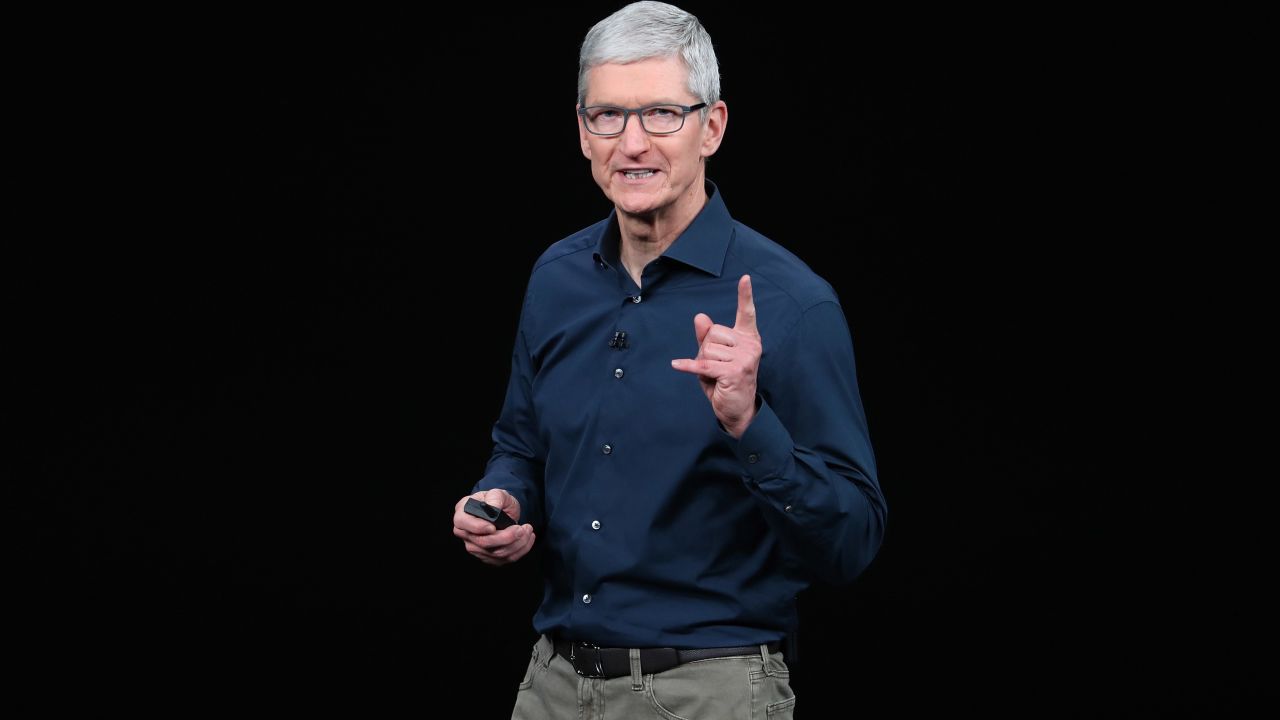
[{"x1": 464, "y1": 498, "x2": 516, "y2": 530}]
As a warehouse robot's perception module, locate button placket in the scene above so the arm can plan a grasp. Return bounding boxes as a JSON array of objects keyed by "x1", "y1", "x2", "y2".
[{"x1": 597, "y1": 288, "x2": 632, "y2": 545}]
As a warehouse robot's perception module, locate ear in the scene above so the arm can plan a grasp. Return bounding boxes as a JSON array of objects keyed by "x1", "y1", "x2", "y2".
[
  {"x1": 577, "y1": 103, "x2": 592, "y2": 159},
  {"x1": 700, "y1": 100, "x2": 728, "y2": 159}
]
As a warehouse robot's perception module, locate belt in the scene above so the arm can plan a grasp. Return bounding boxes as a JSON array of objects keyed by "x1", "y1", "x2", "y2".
[{"x1": 553, "y1": 637, "x2": 781, "y2": 679}]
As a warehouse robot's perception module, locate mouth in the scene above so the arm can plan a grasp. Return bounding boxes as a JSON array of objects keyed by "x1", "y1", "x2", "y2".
[{"x1": 617, "y1": 169, "x2": 659, "y2": 183}]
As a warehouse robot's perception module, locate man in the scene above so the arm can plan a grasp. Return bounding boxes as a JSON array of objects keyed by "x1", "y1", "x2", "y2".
[{"x1": 452, "y1": 2, "x2": 885, "y2": 717}]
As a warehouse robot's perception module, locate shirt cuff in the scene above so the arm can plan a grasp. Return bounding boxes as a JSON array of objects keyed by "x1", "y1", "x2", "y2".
[{"x1": 726, "y1": 397, "x2": 795, "y2": 484}]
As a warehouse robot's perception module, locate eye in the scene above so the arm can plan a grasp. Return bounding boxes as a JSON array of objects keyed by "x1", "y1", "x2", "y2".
[{"x1": 591, "y1": 107, "x2": 623, "y2": 120}]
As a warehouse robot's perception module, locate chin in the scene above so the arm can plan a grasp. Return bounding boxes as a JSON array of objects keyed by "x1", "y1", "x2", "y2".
[
  {"x1": 612, "y1": 188, "x2": 667, "y2": 216},
  {"x1": 616, "y1": 198, "x2": 662, "y2": 217}
]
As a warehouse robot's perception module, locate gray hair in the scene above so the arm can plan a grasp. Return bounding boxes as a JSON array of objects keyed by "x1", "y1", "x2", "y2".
[{"x1": 577, "y1": 1, "x2": 720, "y2": 116}]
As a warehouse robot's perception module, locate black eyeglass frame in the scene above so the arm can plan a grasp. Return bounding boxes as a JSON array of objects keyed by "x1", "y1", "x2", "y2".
[{"x1": 577, "y1": 102, "x2": 709, "y2": 136}]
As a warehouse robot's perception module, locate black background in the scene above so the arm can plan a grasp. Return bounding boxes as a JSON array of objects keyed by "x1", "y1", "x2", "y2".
[{"x1": 23, "y1": 4, "x2": 1269, "y2": 716}]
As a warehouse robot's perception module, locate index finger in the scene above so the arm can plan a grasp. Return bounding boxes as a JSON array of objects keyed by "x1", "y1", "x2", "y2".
[{"x1": 734, "y1": 274, "x2": 757, "y2": 334}]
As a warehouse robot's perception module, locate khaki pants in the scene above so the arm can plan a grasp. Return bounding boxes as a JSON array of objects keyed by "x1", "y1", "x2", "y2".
[{"x1": 512, "y1": 634, "x2": 796, "y2": 719}]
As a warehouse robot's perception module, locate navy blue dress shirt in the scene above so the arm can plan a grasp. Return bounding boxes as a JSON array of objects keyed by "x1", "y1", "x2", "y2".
[{"x1": 474, "y1": 181, "x2": 885, "y2": 648}]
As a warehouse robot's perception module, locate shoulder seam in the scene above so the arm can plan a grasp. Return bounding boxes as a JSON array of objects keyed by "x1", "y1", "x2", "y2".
[
  {"x1": 725, "y1": 223, "x2": 838, "y2": 314},
  {"x1": 533, "y1": 241, "x2": 596, "y2": 273}
]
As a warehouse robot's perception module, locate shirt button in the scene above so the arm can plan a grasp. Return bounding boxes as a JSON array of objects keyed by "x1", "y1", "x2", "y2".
[
  {"x1": 631, "y1": 295, "x2": 642, "y2": 303},
  {"x1": 602, "y1": 444, "x2": 612, "y2": 455},
  {"x1": 784, "y1": 505, "x2": 793, "y2": 513},
  {"x1": 747, "y1": 453, "x2": 759, "y2": 464},
  {"x1": 591, "y1": 520, "x2": 601, "y2": 530},
  {"x1": 582, "y1": 594, "x2": 593, "y2": 604},
  {"x1": 614, "y1": 368, "x2": 624, "y2": 379}
]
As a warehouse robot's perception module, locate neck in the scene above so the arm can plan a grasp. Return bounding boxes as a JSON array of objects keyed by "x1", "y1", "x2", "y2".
[{"x1": 616, "y1": 179, "x2": 708, "y2": 288}]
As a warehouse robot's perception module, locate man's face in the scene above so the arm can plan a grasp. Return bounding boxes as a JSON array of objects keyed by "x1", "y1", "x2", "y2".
[{"x1": 578, "y1": 56, "x2": 726, "y2": 218}]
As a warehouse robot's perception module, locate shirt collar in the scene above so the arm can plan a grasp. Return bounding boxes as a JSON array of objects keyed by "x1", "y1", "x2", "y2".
[{"x1": 592, "y1": 179, "x2": 732, "y2": 278}]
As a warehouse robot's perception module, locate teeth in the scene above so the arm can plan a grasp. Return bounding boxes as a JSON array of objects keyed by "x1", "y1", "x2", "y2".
[{"x1": 624, "y1": 170, "x2": 655, "y2": 179}]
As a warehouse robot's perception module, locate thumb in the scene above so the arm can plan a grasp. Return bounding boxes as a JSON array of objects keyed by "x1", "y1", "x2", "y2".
[
  {"x1": 483, "y1": 488, "x2": 511, "y2": 510},
  {"x1": 693, "y1": 313, "x2": 713, "y2": 347}
]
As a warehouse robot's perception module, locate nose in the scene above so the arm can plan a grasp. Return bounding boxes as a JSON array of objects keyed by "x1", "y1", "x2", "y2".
[{"x1": 618, "y1": 111, "x2": 651, "y2": 156}]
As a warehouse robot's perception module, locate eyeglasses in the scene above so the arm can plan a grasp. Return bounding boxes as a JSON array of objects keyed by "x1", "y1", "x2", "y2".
[{"x1": 578, "y1": 102, "x2": 708, "y2": 136}]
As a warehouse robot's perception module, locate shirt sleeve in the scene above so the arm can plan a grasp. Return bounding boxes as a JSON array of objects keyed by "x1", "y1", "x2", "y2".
[
  {"x1": 727, "y1": 300, "x2": 886, "y2": 585},
  {"x1": 472, "y1": 292, "x2": 546, "y2": 530}
]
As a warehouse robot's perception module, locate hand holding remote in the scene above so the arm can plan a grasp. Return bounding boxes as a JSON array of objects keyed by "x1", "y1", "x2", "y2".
[
  {"x1": 464, "y1": 498, "x2": 516, "y2": 529},
  {"x1": 452, "y1": 489, "x2": 536, "y2": 566}
]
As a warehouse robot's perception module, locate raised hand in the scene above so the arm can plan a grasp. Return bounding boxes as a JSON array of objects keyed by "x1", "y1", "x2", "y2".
[{"x1": 670, "y1": 274, "x2": 761, "y2": 439}]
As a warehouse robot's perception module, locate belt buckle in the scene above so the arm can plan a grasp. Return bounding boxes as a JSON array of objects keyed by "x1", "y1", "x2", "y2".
[{"x1": 569, "y1": 641, "x2": 606, "y2": 678}]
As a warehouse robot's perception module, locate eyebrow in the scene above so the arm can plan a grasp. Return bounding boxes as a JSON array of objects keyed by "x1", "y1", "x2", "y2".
[{"x1": 586, "y1": 99, "x2": 688, "y2": 107}]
